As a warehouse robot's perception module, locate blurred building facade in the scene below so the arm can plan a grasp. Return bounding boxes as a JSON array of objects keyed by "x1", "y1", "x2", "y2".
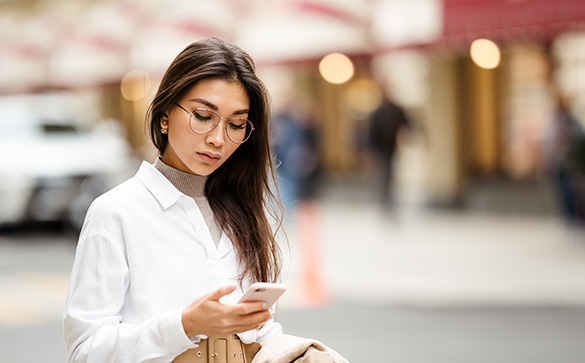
[{"x1": 1, "y1": 0, "x2": 585, "y2": 212}]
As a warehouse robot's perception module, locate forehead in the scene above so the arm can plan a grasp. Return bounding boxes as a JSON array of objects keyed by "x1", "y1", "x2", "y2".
[{"x1": 182, "y1": 78, "x2": 249, "y2": 109}]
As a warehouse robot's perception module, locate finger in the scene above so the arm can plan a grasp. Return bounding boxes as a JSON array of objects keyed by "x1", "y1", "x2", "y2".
[
  {"x1": 235, "y1": 301, "x2": 267, "y2": 315},
  {"x1": 216, "y1": 311, "x2": 270, "y2": 336},
  {"x1": 242, "y1": 309, "x2": 272, "y2": 326},
  {"x1": 232, "y1": 308, "x2": 272, "y2": 329},
  {"x1": 207, "y1": 284, "x2": 237, "y2": 302}
]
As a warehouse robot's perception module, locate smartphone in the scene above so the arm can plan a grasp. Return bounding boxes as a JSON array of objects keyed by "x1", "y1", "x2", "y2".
[{"x1": 238, "y1": 282, "x2": 286, "y2": 309}]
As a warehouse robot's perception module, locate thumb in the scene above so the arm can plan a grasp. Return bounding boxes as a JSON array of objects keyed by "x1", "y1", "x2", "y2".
[{"x1": 207, "y1": 284, "x2": 237, "y2": 301}]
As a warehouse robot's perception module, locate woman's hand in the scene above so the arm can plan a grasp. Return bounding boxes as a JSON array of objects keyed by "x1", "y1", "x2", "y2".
[{"x1": 181, "y1": 285, "x2": 272, "y2": 337}]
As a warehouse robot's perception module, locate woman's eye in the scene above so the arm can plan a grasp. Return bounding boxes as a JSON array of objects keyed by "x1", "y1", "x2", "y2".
[
  {"x1": 193, "y1": 111, "x2": 212, "y2": 121},
  {"x1": 228, "y1": 121, "x2": 246, "y2": 130}
]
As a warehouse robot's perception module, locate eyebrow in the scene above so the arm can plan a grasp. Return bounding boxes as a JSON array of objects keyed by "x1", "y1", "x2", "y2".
[{"x1": 189, "y1": 98, "x2": 249, "y2": 116}]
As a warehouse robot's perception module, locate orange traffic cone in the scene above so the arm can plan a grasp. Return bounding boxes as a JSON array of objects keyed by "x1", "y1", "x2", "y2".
[{"x1": 296, "y1": 200, "x2": 329, "y2": 307}]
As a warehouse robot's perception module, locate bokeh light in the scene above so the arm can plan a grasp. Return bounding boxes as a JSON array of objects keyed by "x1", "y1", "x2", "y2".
[
  {"x1": 470, "y1": 38, "x2": 501, "y2": 69},
  {"x1": 319, "y1": 53, "x2": 354, "y2": 84},
  {"x1": 345, "y1": 79, "x2": 383, "y2": 114},
  {"x1": 120, "y1": 70, "x2": 151, "y2": 101}
]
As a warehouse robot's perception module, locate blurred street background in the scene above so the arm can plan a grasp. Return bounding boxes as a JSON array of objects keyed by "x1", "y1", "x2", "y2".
[{"x1": 2, "y1": 0, "x2": 585, "y2": 362}]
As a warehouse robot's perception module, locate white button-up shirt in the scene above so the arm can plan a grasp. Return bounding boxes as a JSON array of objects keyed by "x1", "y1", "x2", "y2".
[{"x1": 63, "y1": 162, "x2": 282, "y2": 363}]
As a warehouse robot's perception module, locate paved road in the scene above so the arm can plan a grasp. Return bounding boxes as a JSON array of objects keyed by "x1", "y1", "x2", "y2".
[
  {"x1": 278, "y1": 305, "x2": 585, "y2": 363},
  {"x1": 1, "y1": 191, "x2": 585, "y2": 362},
  {"x1": 0, "y1": 226, "x2": 74, "y2": 363}
]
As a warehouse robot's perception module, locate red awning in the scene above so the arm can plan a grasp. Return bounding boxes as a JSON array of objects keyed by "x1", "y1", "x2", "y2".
[{"x1": 443, "y1": 0, "x2": 585, "y2": 46}]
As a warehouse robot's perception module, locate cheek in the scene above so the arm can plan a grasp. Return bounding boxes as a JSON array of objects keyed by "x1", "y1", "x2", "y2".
[
  {"x1": 168, "y1": 132, "x2": 183, "y2": 152},
  {"x1": 169, "y1": 128, "x2": 200, "y2": 149}
]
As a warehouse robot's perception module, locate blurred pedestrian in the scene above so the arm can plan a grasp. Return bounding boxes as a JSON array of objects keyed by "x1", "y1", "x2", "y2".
[
  {"x1": 272, "y1": 107, "x2": 303, "y2": 210},
  {"x1": 367, "y1": 86, "x2": 411, "y2": 210},
  {"x1": 63, "y1": 38, "x2": 347, "y2": 363},
  {"x1": 272, "y1": 95, "x2": 327, "y2": 306},
  {"x1": 272, "y1": 97, "x2": 320, "y2": 212},
  {"x1": 542, "y1": 93, "x2": 585, "y2": 223}
]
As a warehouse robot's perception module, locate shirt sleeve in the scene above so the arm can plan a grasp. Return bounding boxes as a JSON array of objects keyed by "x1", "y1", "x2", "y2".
[{"x1": 63, "y1": 232, "x2": 196, "y2": 363}]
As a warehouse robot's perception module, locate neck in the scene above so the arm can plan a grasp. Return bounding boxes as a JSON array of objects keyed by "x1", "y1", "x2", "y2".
[{"x1": 153, "y1": 158, "x2": 207, "y2": 199}]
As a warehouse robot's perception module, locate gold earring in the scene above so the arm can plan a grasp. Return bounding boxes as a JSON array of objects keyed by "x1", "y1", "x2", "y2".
[{"x1": 161, "y1": 127, "x2": 168, "y2": 134}]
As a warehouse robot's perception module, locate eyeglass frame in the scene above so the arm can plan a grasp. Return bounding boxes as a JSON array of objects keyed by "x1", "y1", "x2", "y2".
[{"x1": 174, "y1": 103, "x2": 255, "y2": 144}]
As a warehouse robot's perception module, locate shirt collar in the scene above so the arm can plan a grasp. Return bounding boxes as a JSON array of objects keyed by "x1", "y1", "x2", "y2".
[{"x1": 136, "y1": 161, "x2": 184, "y2": 209}]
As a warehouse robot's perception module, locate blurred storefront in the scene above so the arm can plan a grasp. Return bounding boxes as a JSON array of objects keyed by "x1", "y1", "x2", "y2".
[
  {"x1": 1, "y1": 0, "x2": 585, "y2": 209},
  {"x1": 424, "y1": 0, "x2": 585, "y2": 207}
]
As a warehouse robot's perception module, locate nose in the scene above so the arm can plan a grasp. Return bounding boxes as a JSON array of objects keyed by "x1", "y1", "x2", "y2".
[{"x1": 206, "y1": 120, "x2": 226, "y2": 147}]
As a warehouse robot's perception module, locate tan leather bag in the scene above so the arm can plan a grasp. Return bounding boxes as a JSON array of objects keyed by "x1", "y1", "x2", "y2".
[{"x1": 173, "y1": 335, "x2": 260, "y2": 363}]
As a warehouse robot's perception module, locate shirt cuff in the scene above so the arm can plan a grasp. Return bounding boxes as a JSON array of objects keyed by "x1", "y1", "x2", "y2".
[
  {"x1": 158, "y1": 307, "x2": 199, "y2": 352},
  {"x1": 238, "y1": 319, "x2": 283, "y2": 344},
  {"x1": 189, "y1": 334, "x2": 208, "y2": 344}
]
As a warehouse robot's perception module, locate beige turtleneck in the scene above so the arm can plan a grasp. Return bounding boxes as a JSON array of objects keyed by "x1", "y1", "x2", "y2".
[{"x1": 153, "y1": 158, "x2": 222, "y2": 247}]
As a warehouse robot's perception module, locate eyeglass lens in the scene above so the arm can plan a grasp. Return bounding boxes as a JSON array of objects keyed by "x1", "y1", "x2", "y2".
[{"x1": 189, "y1": 109, "x2": 253, "y2": 144}]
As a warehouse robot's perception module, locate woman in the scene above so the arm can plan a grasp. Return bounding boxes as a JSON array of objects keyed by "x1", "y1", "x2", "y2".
[{"x1": 64, "y1": 37, "x2": 284, "y2": 362}]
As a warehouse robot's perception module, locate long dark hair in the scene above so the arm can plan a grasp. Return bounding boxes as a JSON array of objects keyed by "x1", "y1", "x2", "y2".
[{"x1": 147, "y1": 37, "x2": 282, "y2": 284}]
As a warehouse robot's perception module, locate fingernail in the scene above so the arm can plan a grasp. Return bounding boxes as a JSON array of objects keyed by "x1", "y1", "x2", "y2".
[{"x1": 262, "y1": 302, "x2": 269, "y2": 309}]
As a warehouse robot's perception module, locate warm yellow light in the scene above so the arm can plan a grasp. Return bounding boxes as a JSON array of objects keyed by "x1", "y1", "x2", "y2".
[
  {"x1": 319, "y1": 53, "x2": 354, "y2": 85},
  {"x1": 470, "y1": 39, "x2": 501, "y2": 69},
  {"x1": 120, "y1": 70, "x2": 151, "y2": 101},
  {"x1": 345, "y1": 79, "x2": 383, "y2": 114}
]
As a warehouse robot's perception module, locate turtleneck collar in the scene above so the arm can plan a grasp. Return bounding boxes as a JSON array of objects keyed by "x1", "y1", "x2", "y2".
[{"x1": 153, "y1": 158, "x2": 207, "y2": 199}]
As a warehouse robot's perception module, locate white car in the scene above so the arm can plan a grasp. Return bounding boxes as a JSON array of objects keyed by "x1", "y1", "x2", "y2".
[{"x1": 0, "y1": 92, "x2": 138, "y2": 233}]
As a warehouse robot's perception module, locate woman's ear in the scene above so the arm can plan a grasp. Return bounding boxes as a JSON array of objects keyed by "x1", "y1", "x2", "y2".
[{"x1": 160, "y1": 114, "x2": 169, "y2": 134}]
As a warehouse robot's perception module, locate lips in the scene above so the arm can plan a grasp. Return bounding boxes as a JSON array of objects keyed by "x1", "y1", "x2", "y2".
[{"x1": 197, "y1": 151, "x2": 221, "y2": 164}]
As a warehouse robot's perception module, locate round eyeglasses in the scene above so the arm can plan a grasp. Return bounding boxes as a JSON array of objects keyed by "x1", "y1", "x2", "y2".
[{"x1": 175, "y1": 103, "x2": 255, "y2": 144}]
